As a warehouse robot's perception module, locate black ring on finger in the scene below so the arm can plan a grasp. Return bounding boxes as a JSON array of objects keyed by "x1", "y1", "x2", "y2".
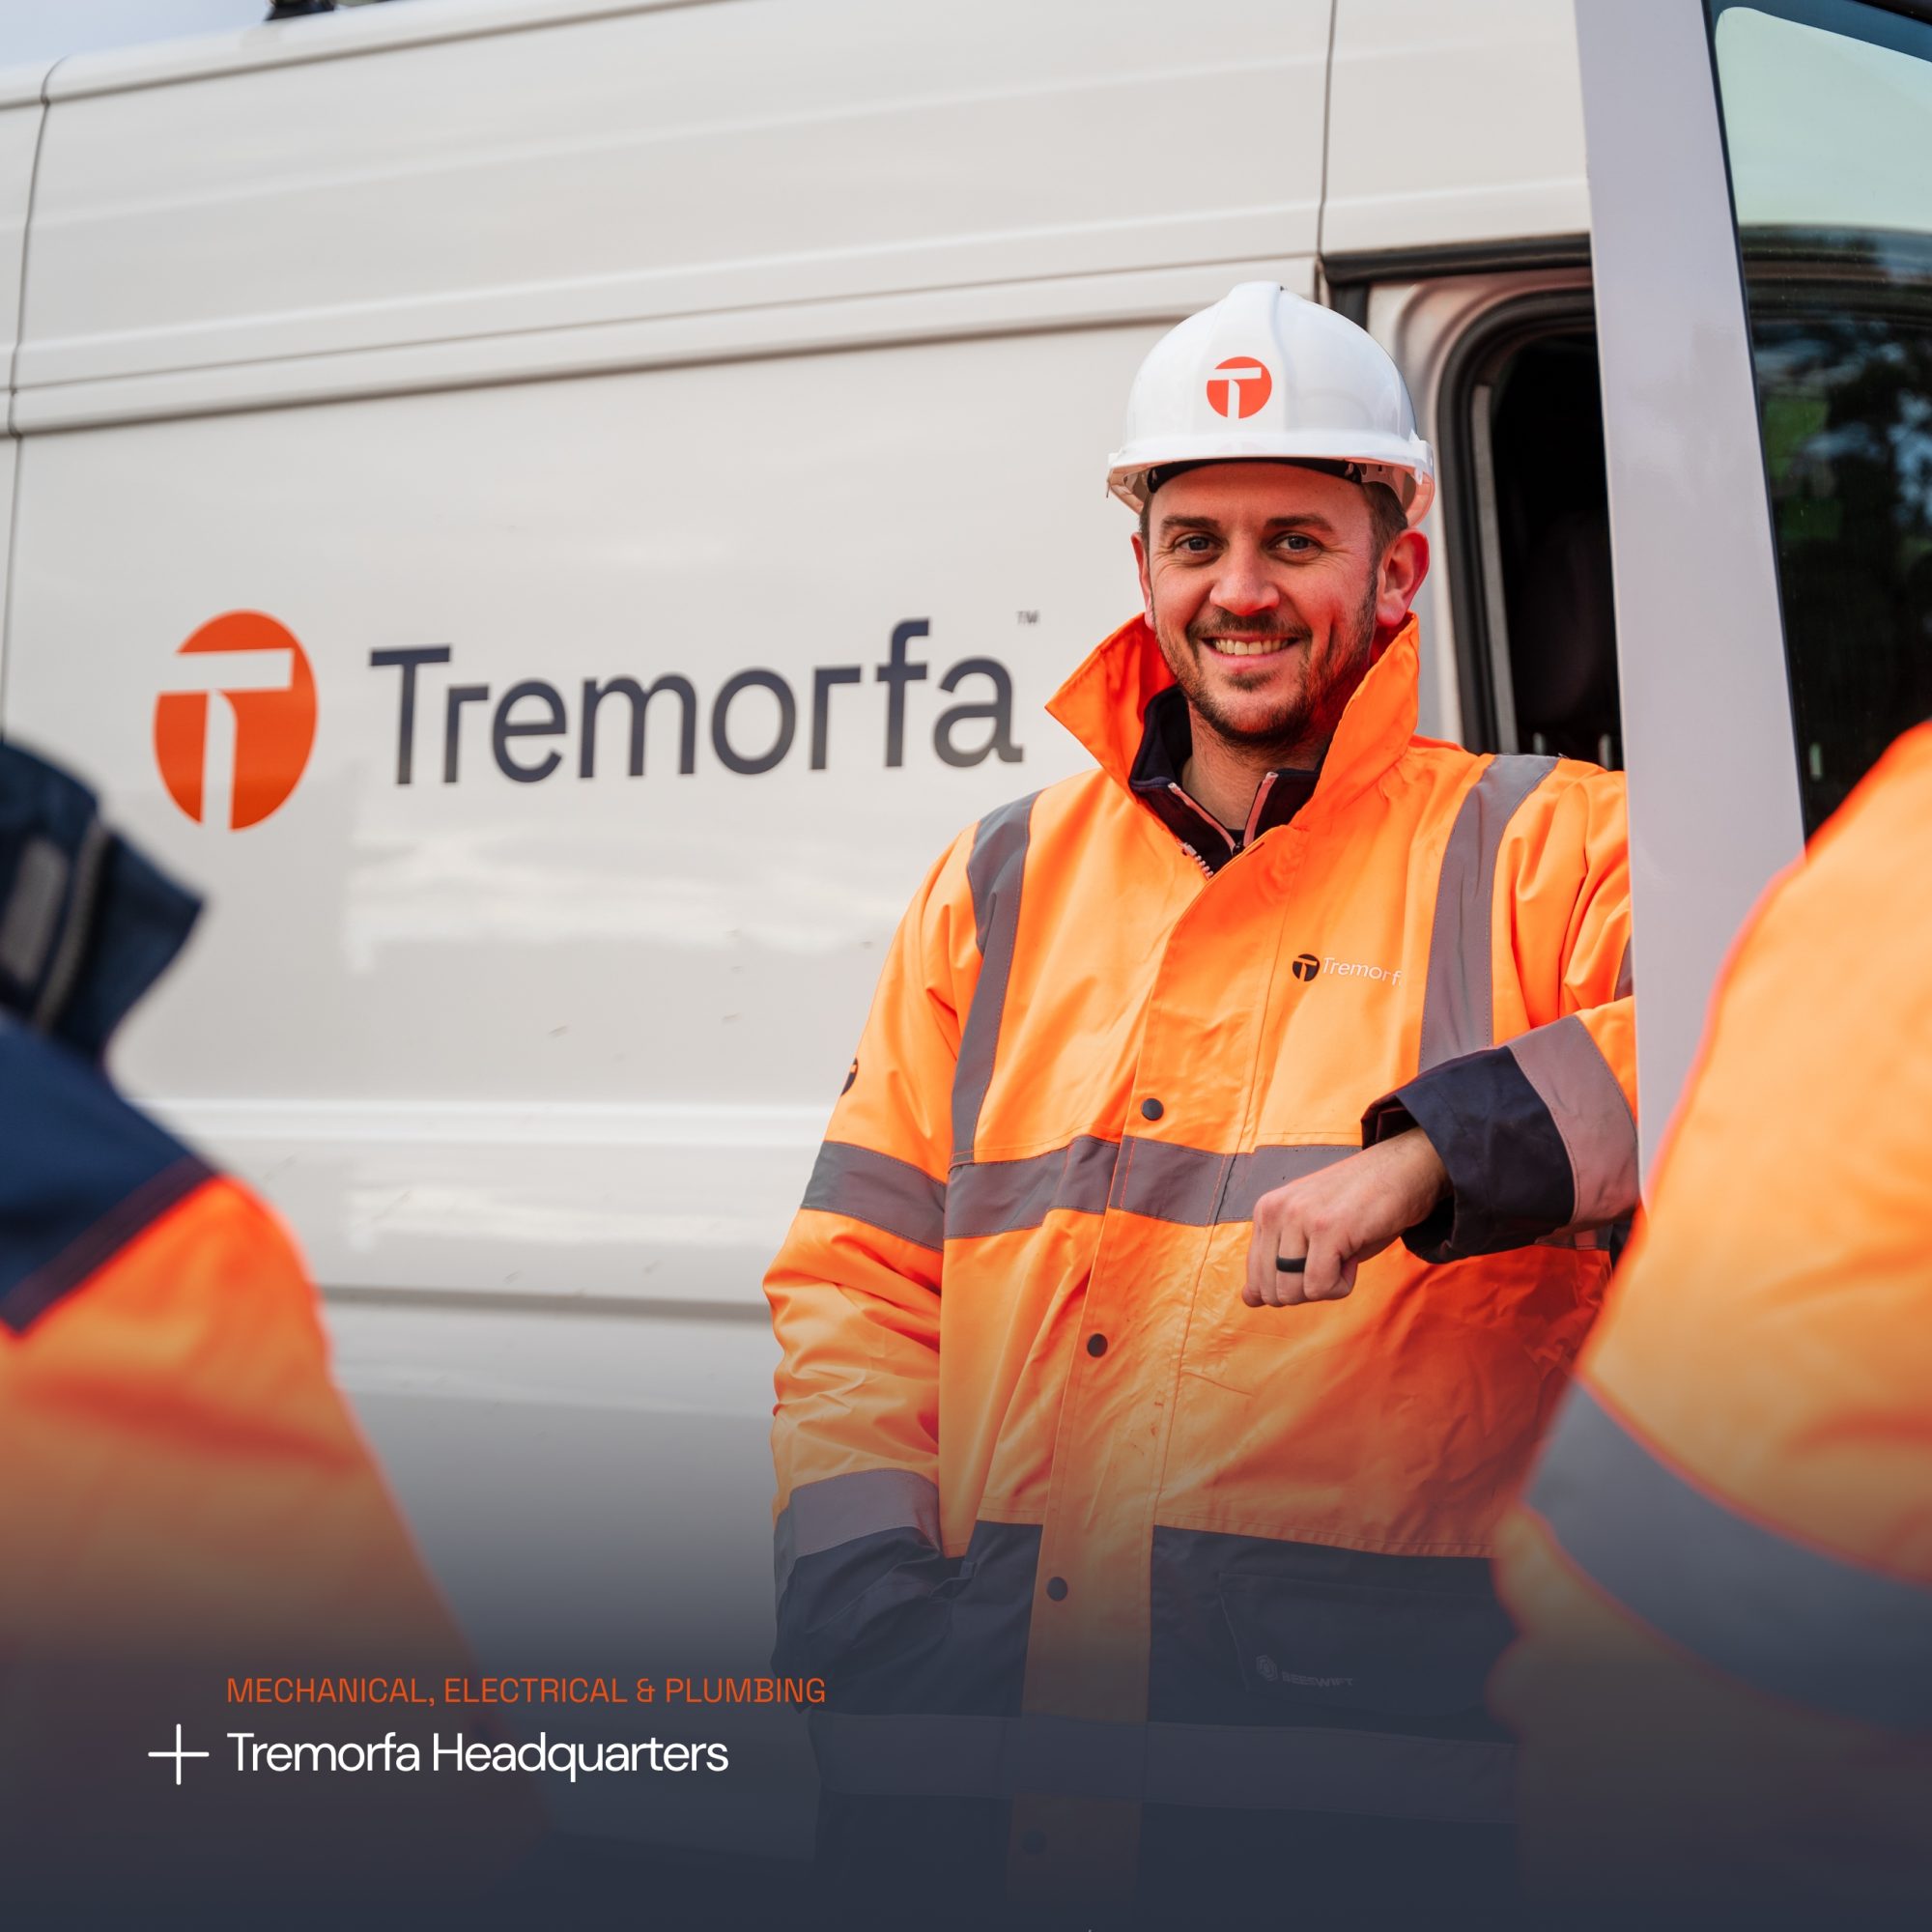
[{"x1": 1273, "y1": 1255, "x2": 1307, "y2": 1274}]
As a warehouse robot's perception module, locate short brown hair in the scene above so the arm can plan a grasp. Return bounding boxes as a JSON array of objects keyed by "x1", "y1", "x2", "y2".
[{"x1": 1362, "y1": 479, "x2": 1408, "y2": 557}]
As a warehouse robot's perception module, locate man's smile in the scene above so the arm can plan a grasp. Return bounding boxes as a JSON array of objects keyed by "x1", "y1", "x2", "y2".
[{"x1": 1197, "y1": 635, "x2": 1303, "y2": 661}]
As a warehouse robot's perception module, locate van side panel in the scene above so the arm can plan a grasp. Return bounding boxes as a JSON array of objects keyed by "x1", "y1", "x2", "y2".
[
  {"x1": 0, "y1": 89, "x2": 43, "y2": 396},
  {"x1": 0, "y1": 437, "x2": 17, "y2": 714},
  {"x1": 0, "y1": 82, "x2": 47, "y2": 713},
  {"x1": 2, "y1": 318, "x2": 1245, "y2": 1308},
  {"x1": 1324, "y1": 0, "x2": 1586, "y2": 258},
  {"x1": 17, "y1": 0, "x2": 1329, "y2": 415}
]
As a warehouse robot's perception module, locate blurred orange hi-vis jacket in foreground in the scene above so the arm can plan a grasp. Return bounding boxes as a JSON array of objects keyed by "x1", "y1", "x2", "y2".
[
  {"x1": 0, "y1": 1050, "x2": 470, "y2": 1658},
  {"x1": 766, "y1": 612, "x2": 1636, "y2": 1864},
  {"x1": 0, "y1": 743, "x2": 534, "y2": 1907},
  {"x1": 1495, "y1": 722, "x2": 1932, "y2": 1918}
]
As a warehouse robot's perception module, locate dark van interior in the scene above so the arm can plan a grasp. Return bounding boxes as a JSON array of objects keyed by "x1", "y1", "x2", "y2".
[{"x1": 1439, "y1": 293, "x2": 1622, "y2": 769}]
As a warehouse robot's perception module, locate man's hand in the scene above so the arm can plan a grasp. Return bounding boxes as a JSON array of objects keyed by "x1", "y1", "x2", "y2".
[{"x1": 1243, "y1": 1128, "x2": 1449, "y2": 1307}]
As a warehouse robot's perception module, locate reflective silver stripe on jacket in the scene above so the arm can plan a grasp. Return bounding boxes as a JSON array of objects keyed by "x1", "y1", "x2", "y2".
[
  {"x1": 0, "y1": 819, "x2": 112, "y2": 1034},
  {"x1": 815, "y1": 1128, "x2": 1360, "y2": 1236},
  {"x1": 1507, "y1": 1013, "x2": 1638, "y2": 1228},
  {"x1": 952, "y1": 793, "x2": 1038, "y2": 1164},
  {"x1": 810, "y1": 1709, "x2": 1513, "y2": 1824},
  {"x1": 1418, "y1": 754, "x2": 1558, "y2": 1069},
  {"x1": 0, "y1": 837, "x2": 70, "y2": 987},
  {"x1": 775, "y1": 1468, "x2": 942, "y2": 1601},
  {"x1": 812, "y1": 1132, "x2": 1355, "y2": 1245},
  {"x1": 1529, "y1": 1383, "x2": 1932, "y2": 1732},
  {"x1": 947, "y1": 1135, "x2": 1119, "y2": 1237},
  {"x1": 942, "y1": 1138, "x2": 1353, "y2": 1237},
  {"x1": 804, "y1": 1140, "x2": 948, "y2": 1252}
]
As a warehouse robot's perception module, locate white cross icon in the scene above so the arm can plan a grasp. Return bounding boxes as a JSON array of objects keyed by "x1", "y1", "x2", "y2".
[{"x1": 148, "y1": 1722, "x2": 211, "y2": 1786}]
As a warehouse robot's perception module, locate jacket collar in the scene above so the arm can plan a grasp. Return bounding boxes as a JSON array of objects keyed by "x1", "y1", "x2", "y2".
[{"x1": 1046, "y1": 611, "x2": 1423, "y2": 865}]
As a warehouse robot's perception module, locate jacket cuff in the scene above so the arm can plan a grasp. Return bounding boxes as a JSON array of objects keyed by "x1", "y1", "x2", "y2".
[
  {"x1": 1363, "y1": 1045, "x2": 1577, "y2": 1263},
  {"x1": 773, "y1": 1470, "x2": 951, "y2": 1690}
]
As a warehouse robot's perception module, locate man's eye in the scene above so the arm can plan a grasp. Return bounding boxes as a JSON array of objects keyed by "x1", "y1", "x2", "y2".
[
  {"x1": 1174, "y1": 535, "x2": 1215, "y2": 555},
  {"x1": 1277, "y1": 534, "x2": 1316, "y2": 554}
]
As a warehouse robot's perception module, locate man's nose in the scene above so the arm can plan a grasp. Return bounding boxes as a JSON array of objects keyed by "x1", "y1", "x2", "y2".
[{"x1": 1209, "y1": 548, "x2": 1282, "y2": 618}]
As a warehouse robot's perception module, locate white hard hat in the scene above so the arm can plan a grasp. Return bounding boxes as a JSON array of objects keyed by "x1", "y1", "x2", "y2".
[{"x1": 1108, "y1": 282, "x2": 1435, "y2": 526}]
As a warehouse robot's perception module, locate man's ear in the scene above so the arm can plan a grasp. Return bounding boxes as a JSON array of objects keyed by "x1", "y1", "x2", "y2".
[
  {"x1": 1376, "y1": 526, "x2": 1429, "y2": 632},
  {"x1": 1131, "y1": 528, "x2": 1155, "y2": 625}
]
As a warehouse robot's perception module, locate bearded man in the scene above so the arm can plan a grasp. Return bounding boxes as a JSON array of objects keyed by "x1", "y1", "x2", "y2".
[{"x1": 765, "y1": 283, "x2": 1636, "y2": 1918}]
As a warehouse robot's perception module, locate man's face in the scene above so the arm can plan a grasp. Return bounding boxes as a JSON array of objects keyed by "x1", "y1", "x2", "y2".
[{"x1": 1132, "y1": 463, "x2": 1398, "y2": 765}]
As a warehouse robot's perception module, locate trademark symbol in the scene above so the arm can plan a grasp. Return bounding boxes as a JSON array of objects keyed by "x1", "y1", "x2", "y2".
[{"x1": 1016, "y1": 611, "x2": 1039, "y2": 626}]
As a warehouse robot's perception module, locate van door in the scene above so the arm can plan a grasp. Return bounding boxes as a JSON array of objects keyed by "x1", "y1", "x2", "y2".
[{"x1": 1576, "y1": 0, "x2": 1932, "y2": 1172}]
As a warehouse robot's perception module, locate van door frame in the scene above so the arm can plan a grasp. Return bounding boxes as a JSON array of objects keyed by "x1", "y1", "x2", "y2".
[
  {"x1": 1432, "y1": 284, "x2": 1603, "y2": 759},
  {"x1": 1575, "y1": 0, "x2": 1805, "y2": 1179}
]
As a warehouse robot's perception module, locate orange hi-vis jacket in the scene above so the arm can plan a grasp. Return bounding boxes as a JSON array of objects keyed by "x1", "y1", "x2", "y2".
[
  {"x1": 766, "y1": 611, "x2": 1635, "y2": 1861},
  {"x1": 0, "y1": 743, "x2": 535, "y2": 1907},
  {"x1": 1494, "y1": 723, "x2": 1932, "y2": 1915},
  {"x1": 0, "y1": 1033, "x2": 539, "y2": 1906},
  {"x1": 0, "y1": 1037, "x2": 473, "y2": 1663}
]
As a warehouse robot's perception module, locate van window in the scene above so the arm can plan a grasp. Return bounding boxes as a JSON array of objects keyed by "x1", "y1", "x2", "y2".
[
  {"x1": 1712, "y1": 0, "x2": 1932, "y2": 831},
  {"x1": 1444, "y1": 299, "x2": 1621, "y2": 766}
]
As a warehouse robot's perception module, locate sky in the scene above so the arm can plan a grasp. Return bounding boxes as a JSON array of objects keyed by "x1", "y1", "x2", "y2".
[{"x1": 0, "y1": 0, "x2": 378, "y2": 69}]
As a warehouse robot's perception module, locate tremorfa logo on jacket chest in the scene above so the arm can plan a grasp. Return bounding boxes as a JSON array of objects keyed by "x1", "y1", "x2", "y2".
[{"x1": 1291, "y1": 952, "x2": 1405, "y2": 989}]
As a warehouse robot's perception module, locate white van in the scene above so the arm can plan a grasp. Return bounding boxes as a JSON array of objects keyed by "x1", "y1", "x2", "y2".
[{"x1": 2, "y1": 0, "x2": 1926, "y2": 1864}]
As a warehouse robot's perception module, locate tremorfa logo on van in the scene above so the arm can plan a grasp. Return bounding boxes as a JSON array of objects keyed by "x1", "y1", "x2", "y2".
[
  {"x1": 155, "y1": 612, "x2": 318, "y2": 829},
  {"x1": 369, "y1": 618, "x2": 1021, "y2": 787},
  {"x1": 156, "y1": 615, "x2": 1022, "y2": 827}
]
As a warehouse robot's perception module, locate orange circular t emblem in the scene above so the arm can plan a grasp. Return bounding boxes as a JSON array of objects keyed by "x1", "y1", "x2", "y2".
[
  {"x1": 154, "y1": 611, "x2": 317, "y2": 829},
  {"x1": 1206, "y1": 355, "x2": 1273, "y2": 420}
]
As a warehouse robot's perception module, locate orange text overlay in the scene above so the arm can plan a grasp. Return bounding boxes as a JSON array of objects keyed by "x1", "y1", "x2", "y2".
[{"x1": 227, "y1": 1675, "x2": 827, "y2": 1706}]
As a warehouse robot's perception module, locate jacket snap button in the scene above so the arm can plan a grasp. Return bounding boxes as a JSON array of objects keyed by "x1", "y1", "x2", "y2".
[
  {"x1": 1021, "y1": 1830, "x2": 1047, "y2": 1856},
  {"x1": 1086, "y1": 1332, "x2": 1107, "y2": 1358},
  {"x1": 1140, "y1": 1097, "x2": 1164, "y2": 1121},
  {"x1": 1046, "y1": 1577, "x2": 1068, "y2": 1602}
]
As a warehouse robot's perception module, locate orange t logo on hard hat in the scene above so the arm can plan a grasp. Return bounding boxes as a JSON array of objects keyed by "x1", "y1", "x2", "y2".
[
  {"x1": 1108, "y1": 284, "x2": 1434, "y2": 518},
  {"x1": 154, "y1": 612, "x2": 317, "y2": 830},
  {"x1": 1205, "y1": 355, "x2": 1273, "y2": 419}
]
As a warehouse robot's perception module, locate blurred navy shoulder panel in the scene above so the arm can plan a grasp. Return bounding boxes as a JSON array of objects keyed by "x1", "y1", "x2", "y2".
[{"x1": 0, "y1": 1024, "x2": 213, "y2": 1334}]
